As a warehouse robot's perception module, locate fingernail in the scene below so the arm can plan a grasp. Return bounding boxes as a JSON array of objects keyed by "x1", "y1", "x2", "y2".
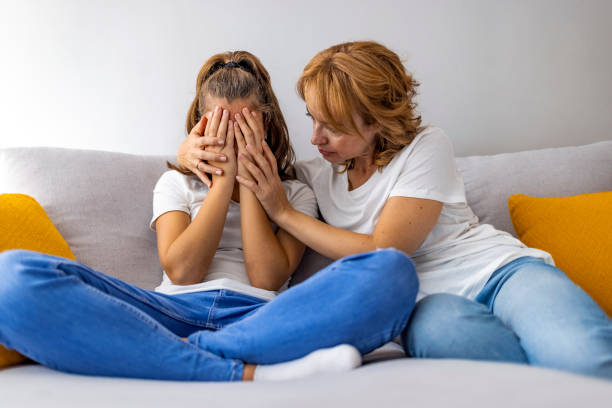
[
  {"x1": 215, "y1": 106, "x2": 220, "y2": 113},
  {"x1": 216, "y1": 170, "x2": 222, "y2": 175},
  {"x1": 219, "y1": 156, "x2": 227, "y2": 162},
  {"x1": 235, "y1": 113, "x2": 240, "y2": 119},
  {"x1": 218, "y1": 140, "x2": 224, "y2": 145}
]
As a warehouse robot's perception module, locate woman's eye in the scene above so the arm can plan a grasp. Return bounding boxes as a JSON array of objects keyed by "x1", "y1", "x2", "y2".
[{"x1": 305, "y1": 111, "x2": 313, "y2": 119}]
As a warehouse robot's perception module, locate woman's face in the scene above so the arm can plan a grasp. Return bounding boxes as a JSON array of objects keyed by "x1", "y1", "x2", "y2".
[{"x1": 305, "y1": 88, "x2": 379, "y2": 164}]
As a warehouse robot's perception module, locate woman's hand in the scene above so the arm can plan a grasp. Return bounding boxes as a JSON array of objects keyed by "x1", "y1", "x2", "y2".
[
  {"x1": 236, "y1": 135, "x2": 293, "y2": 223},
  {"x1": 177, "y1": 113, "x2": 229, "y2": 187}
]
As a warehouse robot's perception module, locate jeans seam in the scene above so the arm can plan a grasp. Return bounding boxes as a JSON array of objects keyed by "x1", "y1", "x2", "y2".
[
  {"x1": 207, "y1": 290, "x2": 221, "y2": 329},
  {"x1": 230, "y1": 360, "x2": 242, "y2": 381},
  {"x1": 57, "y1": 261, "x2": 212, "y2": 328}
]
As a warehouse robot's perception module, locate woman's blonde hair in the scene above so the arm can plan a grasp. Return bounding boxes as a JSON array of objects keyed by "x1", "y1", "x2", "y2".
[
  {"x1": 168, "y1": 51, "x2": 295, "y2": 180},
  {"x1": 297, "y1": 41, "x2": 422, "y2": 171}
]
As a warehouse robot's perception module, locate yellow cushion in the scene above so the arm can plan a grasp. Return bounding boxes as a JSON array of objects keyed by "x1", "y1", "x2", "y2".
[
  {"x1": 508, "y1": 191, "x2": 612, "y2": 317},
  {"x1": 0, "y1": 194, "x2": 76, "y2": 368}
]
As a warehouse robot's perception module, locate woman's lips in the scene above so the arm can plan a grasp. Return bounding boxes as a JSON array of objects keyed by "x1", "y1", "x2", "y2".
[{"x1": 318, "y1": 148, "x2": 333, "y2": 157}]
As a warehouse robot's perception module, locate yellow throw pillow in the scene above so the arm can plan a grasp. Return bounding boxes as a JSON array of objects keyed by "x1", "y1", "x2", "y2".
[
  {"x1": 508, "y1": 191, "x2": 612, "y2": 317},
  {"x1": 0, "y1": 194, "x2": 76, "y2": 368}
]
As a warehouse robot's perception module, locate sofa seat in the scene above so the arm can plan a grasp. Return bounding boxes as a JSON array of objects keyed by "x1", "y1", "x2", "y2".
[{"x1": 2, "y1": 359, "x2": 611, "y2": 408}]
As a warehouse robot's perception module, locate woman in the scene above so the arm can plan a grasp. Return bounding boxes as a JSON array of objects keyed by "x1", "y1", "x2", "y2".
[
  {"x1": 0, "y1": 51, "x2": 418, "y2": 381},
  {"x1": 179, "y1": 41, "x2": 612, "y2": 379}
]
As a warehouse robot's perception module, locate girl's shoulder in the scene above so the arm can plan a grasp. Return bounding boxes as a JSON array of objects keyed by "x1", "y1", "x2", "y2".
[
  {"x1": 294, "y1": 157, "x2": 330, "y2": 187},
  {"x1": 280, "y1": 178, "x2": 318, "y2": 218},
  {"x1": 154, "y1": 169, "x2": 208, "y2": 195}
]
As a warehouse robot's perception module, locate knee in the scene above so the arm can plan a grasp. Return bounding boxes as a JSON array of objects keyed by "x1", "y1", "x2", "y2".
[
  {"x1": 0, "y1": 249, "x2": 34, "y2": 284},
  {"x1": 402, "y1": 293, "x2": 484, "y2": 356},
  {"x1": 0, "y1": 249, "x2": 53, "y2": 298},
  {"x1": 370, "y1": 248, "x2": 419, "y2": 297},
  {"x1": 404, "y1": 294, "x2": 466, "y2": 338}
]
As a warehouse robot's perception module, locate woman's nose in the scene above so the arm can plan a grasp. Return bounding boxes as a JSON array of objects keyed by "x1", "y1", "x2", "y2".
[{"x1": 311, "y1": 124, "x2": 325, "y2": 145}]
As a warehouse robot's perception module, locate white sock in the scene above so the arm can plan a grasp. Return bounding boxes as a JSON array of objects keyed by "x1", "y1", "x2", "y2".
[{"x1": 253, "y1": 344, "x2": 362, "y2": 381}]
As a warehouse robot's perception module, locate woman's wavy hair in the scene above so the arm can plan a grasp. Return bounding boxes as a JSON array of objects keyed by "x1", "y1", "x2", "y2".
[
  {"x1": 168, "y1": 51, "x2": 295, "y2": 180},
  {"x1": 297, "y1": 41, "x2": 423, "y2": 171}
]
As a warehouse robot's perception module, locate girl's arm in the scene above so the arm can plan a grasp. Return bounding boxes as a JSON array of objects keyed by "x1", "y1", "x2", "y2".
[
  {"x1": 239, "y1": 186, "x2": 305, "y2": 290},
  {"x1": 234, "y1": 110, "x2": 305, "y2": 290},
  {"x1": 156, "y1": 108, "x2": 237, "y2": 284},
  {"x1": 237, "y1": 141, "x2": 442, "y2": 260}
]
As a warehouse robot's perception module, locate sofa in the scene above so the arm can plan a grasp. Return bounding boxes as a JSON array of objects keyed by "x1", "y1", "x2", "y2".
[{"x1": 1, "y1": 140, "x2": 611, "y2": 407}]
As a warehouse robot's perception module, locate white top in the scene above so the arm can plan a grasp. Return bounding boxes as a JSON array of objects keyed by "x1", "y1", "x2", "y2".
[
  {"x1": 295, "y1": 127, "x2": 553, "y2": 301},
  {"x1": 150, "y1": 170, "x2": 318, "y2": 300}
]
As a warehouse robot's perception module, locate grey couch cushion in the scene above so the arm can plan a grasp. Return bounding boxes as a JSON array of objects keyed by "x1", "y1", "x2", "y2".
[
  {"x1": 0, "y1": 147, "x2": 170, "y2": 289},
  {"x1": 456, "y1": 140, "x2": 612, "y2": 236}
]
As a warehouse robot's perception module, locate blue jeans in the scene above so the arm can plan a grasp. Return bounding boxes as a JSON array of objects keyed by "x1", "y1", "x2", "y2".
[
  {"x1": 0, "y1": 248, "x2": 418, "y2": 381},
  {"x1": 402, "y1": 257, "x2": 612, "y2": 379}
]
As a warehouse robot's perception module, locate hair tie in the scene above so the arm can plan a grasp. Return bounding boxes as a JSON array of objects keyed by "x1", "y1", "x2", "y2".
[{"x1": 204, "y1": 60, "x2": 256, "y2": 82}]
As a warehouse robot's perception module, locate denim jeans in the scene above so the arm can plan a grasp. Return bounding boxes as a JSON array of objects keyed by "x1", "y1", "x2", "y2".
[
  {"x1": 0, "y1": 248, "x2": 418, "y2": 381},
  {"x1": 402, "y1": 257, "x2": 612, "y2": 379}
]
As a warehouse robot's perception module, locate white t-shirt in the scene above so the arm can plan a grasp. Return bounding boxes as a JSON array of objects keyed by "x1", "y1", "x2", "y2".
[
  {"x1": 150, "y1": 170, "x2": 318, "y2": 300},
  {"x1": 295, "y1": 127, "x2": 553, "y2": 301}
]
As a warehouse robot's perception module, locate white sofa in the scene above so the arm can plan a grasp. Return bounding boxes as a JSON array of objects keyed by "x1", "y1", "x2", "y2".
[{"x1": 1, "y1": 140, "x2": 611, "y2": 407}]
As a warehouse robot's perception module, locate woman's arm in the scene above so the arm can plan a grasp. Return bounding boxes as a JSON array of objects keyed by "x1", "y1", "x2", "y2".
[
  {"x1": 234, "y1": 110, "x2": 305, "y2": 290},
  {"x1": 274, "y1": 196, "x2": 441, "y2": 260},
  {"x1": 237, "y1": 141, "x2": 442, "y2": 260},
  {"x1": 156, "y1": 107, "x2": 237, "y2": 284}
]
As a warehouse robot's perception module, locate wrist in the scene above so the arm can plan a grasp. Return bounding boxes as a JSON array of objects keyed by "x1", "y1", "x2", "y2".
[
  {"x1": 210, "y1": 174, "x2": 235, "y2": 192},
  {"x1": 275, "y1": 205, "x2": 294, "y2": 227},
  {"x1": 237, "y1": 164, "x2": 253, "y2": 181}
]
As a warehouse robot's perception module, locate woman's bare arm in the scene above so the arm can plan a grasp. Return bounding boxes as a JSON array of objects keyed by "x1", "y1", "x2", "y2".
[
  {"x1": 237, "y1": 141, "x2": 442, "y2": 260},
  {"x1": 274, "y1": 196, "x2": 442, "y2": 260}
]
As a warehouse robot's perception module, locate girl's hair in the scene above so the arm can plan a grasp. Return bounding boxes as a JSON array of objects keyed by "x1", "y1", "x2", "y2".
[
  {"x1": 168, "y1": 51, "x2": 295, "y2": 180},
  {"x1": 297, "y1": 41, "x2": 423, "y2": 171}
]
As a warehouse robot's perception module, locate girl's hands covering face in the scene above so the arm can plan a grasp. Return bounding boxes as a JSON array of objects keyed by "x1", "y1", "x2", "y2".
[
  {"x1": 234, "y1": 109, "x2": 292, "y2": 222},
  {"x1": 204, "y1": 106, "x2": 237, "y2": 182},
  {"x1": 233, "y1": 108, "x2": 265, "y2": 180}
]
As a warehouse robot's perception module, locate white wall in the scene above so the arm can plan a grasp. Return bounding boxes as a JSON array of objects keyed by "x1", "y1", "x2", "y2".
[{"x1": 1, "y1": 0, "x2": 611, "y2": 159}]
